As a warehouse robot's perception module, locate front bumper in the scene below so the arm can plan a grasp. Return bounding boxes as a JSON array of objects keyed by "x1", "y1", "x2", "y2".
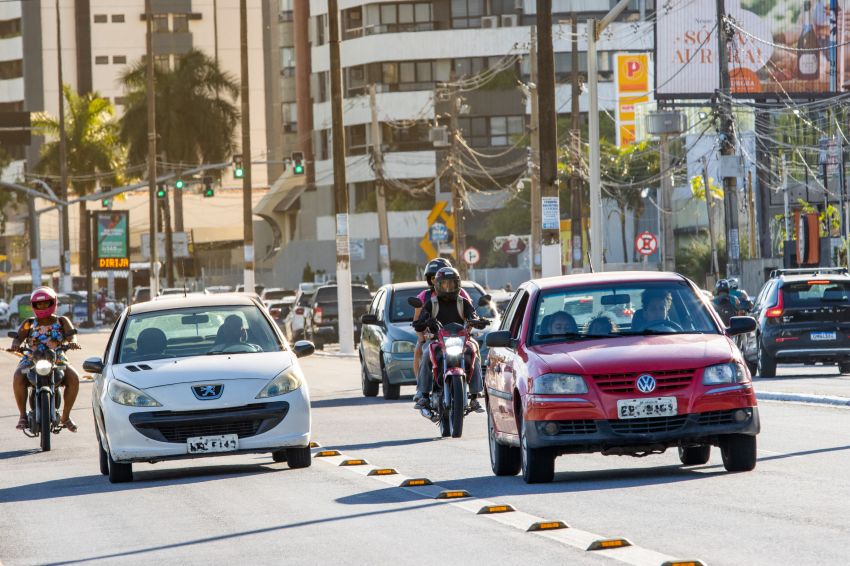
[{"x1": 384, "y1": 352, "x2": 416, "y2": 385}]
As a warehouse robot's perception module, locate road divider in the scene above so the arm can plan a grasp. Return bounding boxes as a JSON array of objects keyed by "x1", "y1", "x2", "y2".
[
  {"x1": 314, "y1": 450, "x2": 341, "y2": 457},
  {"x1": 527, "y1": 520, "x2": 568, "y2": 532},
  {"x1": 367, "y1": 468, "x2": 399, "y2": 476},
  {"x1": 477, "y1": 504, "x2": 516, "y2": 514},
  {"x1": 339, "y1": 459, "x2": 368, "y2": 466},
  {"x1": 588, "y1": 538, "x2": 632, "y2": 551},
  {"x1": 435, "y1": 489, "x2": 470, "y2": 499},
  {"x1": 400, "y1": 478, "x2": 432, "y2": 487}
]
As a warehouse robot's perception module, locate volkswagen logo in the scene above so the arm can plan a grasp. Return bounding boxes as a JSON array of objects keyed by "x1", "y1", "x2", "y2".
[
  {"x1": 635, "y1": 374, "x2": 656, "y2": 394},
  {"x1": 192, "y1": 384, "x2": 224, "y2": 400}
]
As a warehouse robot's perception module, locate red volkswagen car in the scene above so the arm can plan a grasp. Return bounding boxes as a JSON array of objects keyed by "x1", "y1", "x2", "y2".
[{"x1": 484, "y1": 271, "x2": 759, "y2": 483}]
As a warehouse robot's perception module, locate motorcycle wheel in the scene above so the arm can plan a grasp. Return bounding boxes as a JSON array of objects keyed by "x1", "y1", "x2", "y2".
[
  {"x1": 449, "y1": 376, "x2": 465, "y2": 438},
  {"x1": 39, "y1": 392, "x2": 51, "y2": 452},
  {"x1": 437, "y1": 390, "x2": 451, "y2": 437}
]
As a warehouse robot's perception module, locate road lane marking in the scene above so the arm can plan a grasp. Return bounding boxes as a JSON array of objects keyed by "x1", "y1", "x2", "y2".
[{"x1": 309, "y1": 447, "x2": 700, "y2": 566}]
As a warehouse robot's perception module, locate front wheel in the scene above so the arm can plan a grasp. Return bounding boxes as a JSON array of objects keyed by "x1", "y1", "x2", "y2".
[
  {"x1": 678, "y1": 444, "x2": 711, "y2": 466},
  {"x1": 448, "y1": 376, "x2": 465, "y2": 438},
  {"x1": 721, "y1": 434, "x2": 757, "y2": 472},
  {"x1": 757, "y1": 340, "x2": 776, "y2": 378},
  {"x1": 488, "y1": 404, "x2": 520, "y2": 476},
  {"x1": 107, "y1": 452, "x2": 133, "y2": 483},
  {"x1": 838, "y1": 363, "x2": 850, "y2": 375},
  {"x1": 361, "y1": 361, "x2": 379, "y2": 397},
  {"x1": 520, "y1": 418, "x2": 555, "y2": 483},
  {"x1": 39, "y1": 392, "x2": 51, "y2": 452},
  {"x1": 382, "y1": 365, "x2": 400, "y2": 400},
  {"x1": 286, "y1": 446, "x2": 312, "y2": 469}
]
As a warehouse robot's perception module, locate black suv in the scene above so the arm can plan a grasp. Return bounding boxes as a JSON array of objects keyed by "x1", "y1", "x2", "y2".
[
  {"x1": 743, "y1": 267, "x2": 850, "y2": 377},
  {"x1": 306, "y1": 284, "x2": 373, "y2": 349}
]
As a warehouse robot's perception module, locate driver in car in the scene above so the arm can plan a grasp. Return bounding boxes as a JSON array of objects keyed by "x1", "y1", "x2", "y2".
[
  {"x1": 631, "y1": 289, "x2": 673, "y2": 332},
  {"x1": 212, "y1": 315, "x2": 260, "y2": 352}
]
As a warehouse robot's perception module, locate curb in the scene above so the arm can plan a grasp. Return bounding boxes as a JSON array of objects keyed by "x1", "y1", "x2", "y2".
[
  {"x1": 756, "y1": 391, "x2": 850, "y2": 408},
  {"x1": 311, "y1": 351, "x2": 358, "y2": 359}
]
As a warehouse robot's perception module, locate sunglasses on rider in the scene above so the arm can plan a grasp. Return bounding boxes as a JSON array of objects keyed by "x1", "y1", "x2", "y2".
[{"x1": 33, "y1": 300, "x2": 54, "y2": 309}]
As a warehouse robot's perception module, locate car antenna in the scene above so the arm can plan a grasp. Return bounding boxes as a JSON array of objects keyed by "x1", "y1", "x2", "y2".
[{"x1": 586, "y1": 251, "x2": 595, "y2": 273}]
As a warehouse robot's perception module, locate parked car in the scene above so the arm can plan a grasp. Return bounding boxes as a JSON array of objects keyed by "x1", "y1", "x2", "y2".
[
  {"x1": 306, "y1": 284, "x2": 373, "y2": 349},
  {"x1": 84, "y1": 293, "x2": 316, "y2": 483},
  {"x1": 261, "y1": 288, "x2": 295, "y2": 305},
  {"x1": 0, "y1": 294, "x2": 28, "y2": 328},
  {"x1": 132, "y1": 287, "x2": 151, "y2": 304},
  {"x1": 268, "y1": 297, "x2": 296, "y2": 329},
  {"x1": 283, "y1": 285, "x2": 318, "y2": 342},
  {"x1": 485, "y1": 271, "x2": 759, "y2": 483},
  {"x1": 741, "y1": 267, "x2": 850, "y2": 377},
  {"x1": 236, "y1": 284, "x2": 265, "y2": 295},
  {"x1": 358, "y1": 281, "x2": 499, "y2": 399},
  {"x1": 205, "y1": 285, "x2": 234, "y2": 294}
]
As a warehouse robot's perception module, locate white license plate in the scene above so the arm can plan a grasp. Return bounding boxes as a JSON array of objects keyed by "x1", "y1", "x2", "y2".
[
  {"x1": 616, "y1": 397, "x2": 677, "y2": 420},
  {"x1": 811, "y1": 331, "x2": 837, "y2": 341},
  {"x1": 187, "y1": 434, "x2": 239, "y2": 454}
]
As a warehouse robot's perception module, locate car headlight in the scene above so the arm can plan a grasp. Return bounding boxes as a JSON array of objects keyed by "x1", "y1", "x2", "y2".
[
  {"x1": 444, "y1": 337, "x2": 464, "y2": 358},
  {"x1": 256, "y1": 367, "x2": 303, "y2": 398},
  {"x1": 702, "y1": 362, "x2": 747, "y2": 385},
  {"x1": 532, "y1": 373, "x2": 588, "y2": 394},
  {"x1": 35, "y1": 359, "x2": 53, "y2": 376},
  {"x1": 108, "y1": 380, "x2": 162, "y2": 407},
  {"x1": 391, "y1": 340, "x2": 416, "y2": 354}
]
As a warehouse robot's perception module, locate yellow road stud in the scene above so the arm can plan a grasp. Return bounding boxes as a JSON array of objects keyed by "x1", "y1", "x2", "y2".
[
  {"x1": 367, "y1": 468, "x2": 399, "y2": 476},
  {"x1": 309, "y1": 441, "x2": 321, "y2": 448},
  {"x1": 339, "y1": 459, "x2": 368, "y2": 466},
  {"x1": 435, "y1": 490, "x2": 470, "y2": 499},
  {"x1": 314, "y1": 450, "x2": 341, "y2": 457},
  {"x1": 587, "y1": 538, "x2": 632, "y2": 551},
  {"x1": 527, "y1": 521, "x2": 568, "y2": 531},
  {"x1": 400, "y1": 478, "x2": 432, "y2": 487},
  {"x1": 477, "y1": 504, "x2": 516, "y2": 514},
  {"x1": 661, "y1": 562, "x2": 706, "y2": 566}
]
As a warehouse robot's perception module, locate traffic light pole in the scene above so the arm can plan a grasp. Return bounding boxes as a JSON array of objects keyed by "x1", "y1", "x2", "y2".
[
  {"x1": 55, "y1": 0, "x2": 71, "y2": 293},
  {"x1": 370, "y1": 84, "x2": 392, "y2": 286},
  {"x1": 240, "y1": 0, "x2": 255, "y2": 293},
  {"x1": 145, "y1": 0, "x2": 159, "y2": 297}
]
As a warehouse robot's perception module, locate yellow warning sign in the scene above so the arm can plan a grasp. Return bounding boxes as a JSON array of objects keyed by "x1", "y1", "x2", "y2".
[{"x1": 419, "y1": 201, "x2": 456, "y2": 260}]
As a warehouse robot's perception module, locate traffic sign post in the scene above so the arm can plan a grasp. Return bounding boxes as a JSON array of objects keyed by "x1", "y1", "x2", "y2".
[
  {"x1": 463, "y1": 247, "x2": 480, "y2": 266},
  {"x1": 635, "y1": 231, "x2": 658, "y2": 257}
]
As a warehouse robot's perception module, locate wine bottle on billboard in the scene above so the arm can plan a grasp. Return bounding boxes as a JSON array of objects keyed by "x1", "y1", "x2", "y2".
[{"x1": 797, "y1": 0, "x2": 820, "y2": 80}]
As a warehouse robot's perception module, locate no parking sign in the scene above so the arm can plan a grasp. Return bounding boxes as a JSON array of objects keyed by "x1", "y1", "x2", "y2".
[{"x1": 635, "y1": 232, "x2": 658, "y2": 256}]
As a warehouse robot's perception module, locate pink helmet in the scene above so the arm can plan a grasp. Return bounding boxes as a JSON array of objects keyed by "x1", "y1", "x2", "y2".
[{"x1": 30, "y1": 286, "x2": 58, "y2": 319}]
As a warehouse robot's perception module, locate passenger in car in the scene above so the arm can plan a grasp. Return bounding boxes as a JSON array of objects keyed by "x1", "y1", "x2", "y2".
[
  {"x1": 587, "y1": 314, "x2": 618, "y2": 335},
  {"x1": 132, "y1": 328, "x2": 168, "y2": 361},
  {"x1": 215, "y1": 315, "x2": 248, "y2": 347},
  {"x1": 539, "y1": 311, "x2": 578, "y2": 336}
]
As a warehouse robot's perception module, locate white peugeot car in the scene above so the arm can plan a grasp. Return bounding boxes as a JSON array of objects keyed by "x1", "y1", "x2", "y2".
[{"x1": 85, "y1": 294, "x2": 315, "y2": 483}]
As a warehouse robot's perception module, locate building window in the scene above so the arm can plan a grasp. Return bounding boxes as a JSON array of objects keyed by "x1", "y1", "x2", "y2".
[
  {"x1": 0, "y1": 18, "x2": 22, "y2": 38},
  {"x1": 152, "y1": 14, "x2": 169, "y2": 32},
  {"x1": 453, "y1": 57, "x2": 486, "y2": 78},
  {"x1": 362, "y1": 2, "x2": 432, "y2": 35},
  {"x1": 94, "y1": 56, "x2": 109, "y2": 65},
  {"x1": 0, "y1": 59, "x2": 22, "y2": 79},
  {"x1": 280, "y1": 47, "x2": 295, "y2": 77},
  {"x1": 345, "y1": 65, "x2": 366, "y2": 96},
  {"x1": 111, "y1": 14, "x2": 125, "y2": 23},
  {"x1": 347, "y1": 124, "x2": 368, "y2": 155},
  {"x1": 93, "y1": 14, "x2": 108, "y2": 23},
  {"x1": 489, "y1": 116, "x2": 524, "y2": 146},
  {"x1": 113, "y1": 55, "x2": 127, "y2": 64},
  {"x1": 451, "y1": 0, "x2": 483, "y2": 28},
  {"x1": 172, "y1": 14, "x2": 188, "y2": 32},
  {"x1": 154, "y1": 54, "x2": 170, "y2": 72},
  {"x1": 382, "y1": 60, "x2": 435, "y2": 92},
  {"x1": 280, "y1": 0, "x2": 294, "y2": 21},
  {"x1": 282, "y1": 102, "x2": 297, "y2": 132}
]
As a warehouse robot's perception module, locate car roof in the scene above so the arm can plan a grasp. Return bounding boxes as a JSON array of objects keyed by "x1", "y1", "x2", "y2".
[
  {"x1": 129, "y1": 293, "x2": 260, "y2": 314},
  {"x1": 528, "y1": 271, "x2": 687, "y2": 291}
]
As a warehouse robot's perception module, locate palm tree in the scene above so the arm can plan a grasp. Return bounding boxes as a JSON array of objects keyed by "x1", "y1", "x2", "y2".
[
  {"x1": 119, "y1": 49, "x2": 240, "y2": 230},
  {"x1": 32, "y1": 86, "x2": 122, "y2": 278}
]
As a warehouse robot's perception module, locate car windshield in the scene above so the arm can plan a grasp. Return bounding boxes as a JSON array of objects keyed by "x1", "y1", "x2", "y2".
[
  {"x1": 531, "y1": 280, "x2": 718, "y2": 344},
  {"x1": 388, "y1": 285, "x2": 496, "y2": 323},
  {"x1": 117, "y1": 305, "x2": 283, "y2": 363},
  {"x1": 296, "y1": 292, "x2": 314, "y2": 307}
]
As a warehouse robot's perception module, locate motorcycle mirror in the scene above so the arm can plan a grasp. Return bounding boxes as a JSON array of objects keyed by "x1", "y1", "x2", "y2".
[
  {"x1": 7, "y1": 331, "x2": 18, "y2": 339},
  {"x1": 408, "y1": 297, "x2": 423, "y2": 308},
  {"x1": 478, "y1": 294, "x2": 491, "y2": 307}
]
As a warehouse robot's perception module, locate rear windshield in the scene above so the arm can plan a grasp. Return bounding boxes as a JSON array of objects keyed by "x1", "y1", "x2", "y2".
[
  {"x1": 782, "y1": 280, "x2": 850, "y2": 306},
  {"x1": 314, "y1": 286, "x2": 372, "y2": 302},
  {"x1": 264, "y1": 290, "x2": 294, "y2": 301},
  {"x1": 296, "y1": 292, "x2": 314, "y2": 307}
]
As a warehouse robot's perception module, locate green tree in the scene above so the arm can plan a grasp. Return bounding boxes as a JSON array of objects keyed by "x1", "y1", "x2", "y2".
[
  {"x1": 32, "y1": 86, "x2": 122, "y2": 271},
  {"x1": 119, "y1": 49, "x2": 240, "y2": 228}
]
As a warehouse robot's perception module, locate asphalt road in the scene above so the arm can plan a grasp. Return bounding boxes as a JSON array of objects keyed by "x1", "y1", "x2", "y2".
[{"x1": 1, "y1": 330, "x2": 849, "y2": 565}]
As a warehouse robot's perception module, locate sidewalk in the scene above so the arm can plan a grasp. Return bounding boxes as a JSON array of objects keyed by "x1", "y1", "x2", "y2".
[{"x1": 753, "y1": 366, "x2": 850, "y2": 408}]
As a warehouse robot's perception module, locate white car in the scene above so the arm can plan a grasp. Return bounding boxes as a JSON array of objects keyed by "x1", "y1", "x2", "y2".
[{"x1": 84, "y1": 294, "x2": 315, "y2": 483}]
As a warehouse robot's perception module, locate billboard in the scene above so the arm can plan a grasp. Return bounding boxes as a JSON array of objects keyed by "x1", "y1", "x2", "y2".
[
  {"x1": 657, "y1": 0, "x2": 849, "y2": 98},
  {"x1": 94, "y1": 211, "x2": 130, "y2": 270},
  {"x1": 615, "y1": 53, "x2": 653, "y2": 146}
]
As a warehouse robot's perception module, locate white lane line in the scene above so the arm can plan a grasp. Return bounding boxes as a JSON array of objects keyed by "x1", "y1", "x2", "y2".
[{"x1": 311, "y1": 449, "x2": 702, "y2": 566}]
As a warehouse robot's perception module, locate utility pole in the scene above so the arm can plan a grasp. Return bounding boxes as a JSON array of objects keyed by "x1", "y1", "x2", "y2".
[
  {"x1": 449, "y1": 85, "x2": 467, "y2": 278},
  {"x1": 328, "y1": 0, "x2": 355, "y2": 354},
  {"x1": 536, "y1": 0, "x2": 562, "y2": 277},
  {"x1": 240, "y1": 0, "x2": 255, "y2": 293},
  {"x1": 702, "y1": 157, "x2": 720, "y2": 279},
  {"x1": 588, "y1": 0, "x2": 632, "y2": 272},
  {"x1": 659, "y1": 133, "x2": 674, "y2": 270},
  {"x1": 747, "y1": 170, "x2": 757, "y2": 259},
  {"x1": 145, "y1": 0, "x2": 159, "y2": 297},
  {"x1": 529, "y1": 25, "x2": 542, "y2": 279},
  {"x1": 370, "y1": 84, "x2": 392, "y2": 286},
  {"x1": 716, "y1": 0, "x2": 741, "y2": 276},
  {"x1": 55, "y1": 0, "x2": 70, "y2": 293},
  {"x1": 782, "y1": 155, "x2": 791, "y2": 244},
  {"x1": 570, "y1": 14, "x2": 582, "y2": 272},
  {"x1": 161, "y1": 194, "x2": 174, "y2": 286},
  {"x1": 27, "y1": 196, "x2": 41, "y2": 292}
]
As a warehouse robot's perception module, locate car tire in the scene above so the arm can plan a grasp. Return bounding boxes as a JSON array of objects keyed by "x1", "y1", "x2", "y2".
[
  {"x1": 285, "y1": 446, "x2": 312, "y2": 469},
  {"x1": 520, "y1": 416, "x2": 555, "y2": 484},
  {"x1": 678, "y1": 444, "x2": 711, "y2": 466},
  {"x1": 271, "y1": 450, "x2": 287, "y2": 463},
  {"x1": 96, "y1": 432, "x2": 109, "y2": 476},
  {"x1": 839, "y1": 363, "x2": 850, "y2": 375},
  {"x1": 756, "y1": 340, "x2": 776, "y2": 378},
  {"x1": 488, "y1": 403, "x2": 520, "y2": 476},
  {"x1": 381, "y1": 364, "x2": 400, "y2": 400},
  {"x1": 720, "y1": 434, "x2": 757, "y2": 472},
  {"x1": 361, "y1": 360, "x2": 379, "y2": 397},
  {"x1": 107, "y1": 452, "x2": 133, "y2": 483}
]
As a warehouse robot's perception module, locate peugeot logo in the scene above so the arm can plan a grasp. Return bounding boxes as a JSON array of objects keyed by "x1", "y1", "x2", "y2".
[
  {"x1": 635, "y1": 374, "x2": 657, "y2": 394},
  {"x1": 192, "y1": 384, "x2": 223, "y2": 400}
]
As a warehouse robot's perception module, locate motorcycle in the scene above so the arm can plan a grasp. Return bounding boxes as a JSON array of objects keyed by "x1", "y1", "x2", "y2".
[
  {"x1": 409, "y1": 297, "x2": 489, "y2": 438},
  {"x1": 8, "y1": 330, "x2": 77, "y2": 451}
]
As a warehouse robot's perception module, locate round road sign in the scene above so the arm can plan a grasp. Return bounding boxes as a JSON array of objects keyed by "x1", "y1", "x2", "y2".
[
  {"x1": 635, "y1": 232, "x2": 658, "y2": 256},
  {"x1": 463, "y1": 247, "x2": 480, "y2": 265}
]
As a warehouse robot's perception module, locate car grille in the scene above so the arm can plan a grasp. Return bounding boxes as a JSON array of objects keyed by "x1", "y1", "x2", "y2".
[
  {"x1": 591, "y1": 369, "x2": 695, "y2": 394},
  {"x1": 557, "y1": 420, "x2": 598, "y2": 435},
  {"x1": 697, "y1": 410, "x2": 739, "y2": 426},
  {"x1": 155, "y1": 420, "x2": 260, "y2": 443},
  {"x1": 609, "y1": 415, "x2": 688, "y2": 434}
]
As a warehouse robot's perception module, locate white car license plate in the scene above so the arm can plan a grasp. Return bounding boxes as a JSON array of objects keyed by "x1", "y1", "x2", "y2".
[
  {"x1": 187, "y1": 434, "x2": 239, "y2": 454},
  {"x1": 617, "y1": 397, "x2": 677, "y2": 419},
  {"x1": 811, "y1": 331, "x2": 837, "y2": 341}
]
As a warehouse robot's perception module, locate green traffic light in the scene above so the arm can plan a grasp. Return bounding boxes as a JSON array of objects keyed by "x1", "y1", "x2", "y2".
[
  {"x1": 234, "y1": 167, "x2": 244, "y2": 178},
  {"x1": 156, "y1": 188, "x2": 166, "y2": 198},
  {"x1": 102, "y1": 198, "x2": 110, "y2": 207},
  {"x1": 175, "y1": 179, "x2": 185, "y2": 189},
  {"x1": 294, "y1": 164, "x2": 304, "y2": 175},
  {"x1": 204, "y1": 188, "x2": 215, "y2": 198}
]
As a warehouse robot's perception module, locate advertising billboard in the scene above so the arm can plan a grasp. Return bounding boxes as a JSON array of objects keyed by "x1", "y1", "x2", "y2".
[
  {"x1": 94, "y1": 210, "x2": 130, "y2": 270},
  {"x1": 657, "y1": 0, "x2": 849, "y2": 98},
  {"x1": 615, "y1": 53, "x2": 653, "y2": 146}
]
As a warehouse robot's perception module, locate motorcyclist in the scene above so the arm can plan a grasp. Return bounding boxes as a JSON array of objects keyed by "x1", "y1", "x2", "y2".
[
  {"x1": 712, "y1": 279, "x2": 742, "y2": 325},
  {"x1": 412, "y1": 257, "x2": 471, "y2": 401},
  {"x1": 413, "y1": 267, "x2": 485, "y2": 413},
  {"x1": 7, "y1": 287, "x2": 81, "y2": 432},
  {"x1": 727, "y1": 278, "x2": 753, "y2": 311}
]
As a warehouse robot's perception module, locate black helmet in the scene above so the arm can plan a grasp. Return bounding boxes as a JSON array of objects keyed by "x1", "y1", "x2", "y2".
[
  {"x1": 715, "y1": 279, "x2": 730, "y2": 294},
  {"x1": 424, "y1": 257, "x2": 452, "y2": 286},
  {"x1": 434, "y1": 267, "x2": 461, "y2": 300}
]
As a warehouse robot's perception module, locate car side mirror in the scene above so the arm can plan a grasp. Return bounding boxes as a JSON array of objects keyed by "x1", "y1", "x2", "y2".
[
  {"x1": 407, "y1": 297, "x2": 423, "y2": 308},
  {"x1": 478, "y1": 294, "x2": 492, "y2": 307},
  {"x1": 83, "y1": 357, "x2": 104, "y2": 374},
  {"x1": 293, "y1": 340, "x2": 315, "y2": 358},
  {"x1": 485, "y1": 330, "x2": 514, "y2": 348},
  {"x1": 726, "y1": 316, "x2": 757, "y2": 336},
  {"x1": 361, "y1": 313, "x2": 379, "y2": 326},
  {"x1": 7, "y1": 331, "x2": 17, "y2": 339}
]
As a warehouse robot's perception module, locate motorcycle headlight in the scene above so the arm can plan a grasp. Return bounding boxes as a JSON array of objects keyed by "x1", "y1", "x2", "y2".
[
  {"x1": 108, "y1": 380, "x2": 162, "y2": 407},
  {"x1": 35, "y1": 359, "x2": 53, "y2": 376},
  {"x1": 532, "y1": 373, "x2": 588, "y2": 395},
  {"x1": 256, "y1": 367, "x2": 303, "y2": 398},
  {"x1": 444, "y1": 337, "x2": 464, "y2": 358},
  {"x1": 391, "y1": 340, "x2": 416, "y2": 354},
  {"x1": 702, "y1": 362, "x2": 747, "y2": 385}
]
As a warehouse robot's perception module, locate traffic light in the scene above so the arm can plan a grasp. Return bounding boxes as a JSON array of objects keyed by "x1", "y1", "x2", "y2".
[
  {"x1": 292, "y1": 151, "x2": 304, "y2": 175},
  {"x1": 175, "y1": 178, "x2": 185, "y2": 190},
  {"x1": 233, "y1": 154, "x2": 244, "y2": 178},
  {"x1": 100, "y1": 185, "x2": 112, "y2": 208},
  {"x1": 203, "y1": 176, "x2": 214, "y2": 198},
  {"x1": 156, "y1": 183, "x2": 167, "y2": 199}
]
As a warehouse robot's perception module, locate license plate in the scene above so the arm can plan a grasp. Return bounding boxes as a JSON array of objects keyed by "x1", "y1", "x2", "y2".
[
  {"x1": 811, "y1": 331, "x2": 837, "y2": 341},
  {"x1": 187, "y1": 434, "x2": 239, "y2": 454},
  {"x1": 616, "y1": 397, "x2": 677, "y2": 420}
]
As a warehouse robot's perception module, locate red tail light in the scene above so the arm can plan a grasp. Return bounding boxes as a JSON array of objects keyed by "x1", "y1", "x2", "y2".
[
  {"x1": 766, "y1": 290, "x2": 784, "y2": 318},
  {"x1": 270, "y1": 308, "x2": 281, "y2": 318},
  {"x1": 295, "y1": 307, "x2": 304, "y2": 315},
  {"x1": 314, "y1": 306, "x2": 323, "y2": 324}
]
